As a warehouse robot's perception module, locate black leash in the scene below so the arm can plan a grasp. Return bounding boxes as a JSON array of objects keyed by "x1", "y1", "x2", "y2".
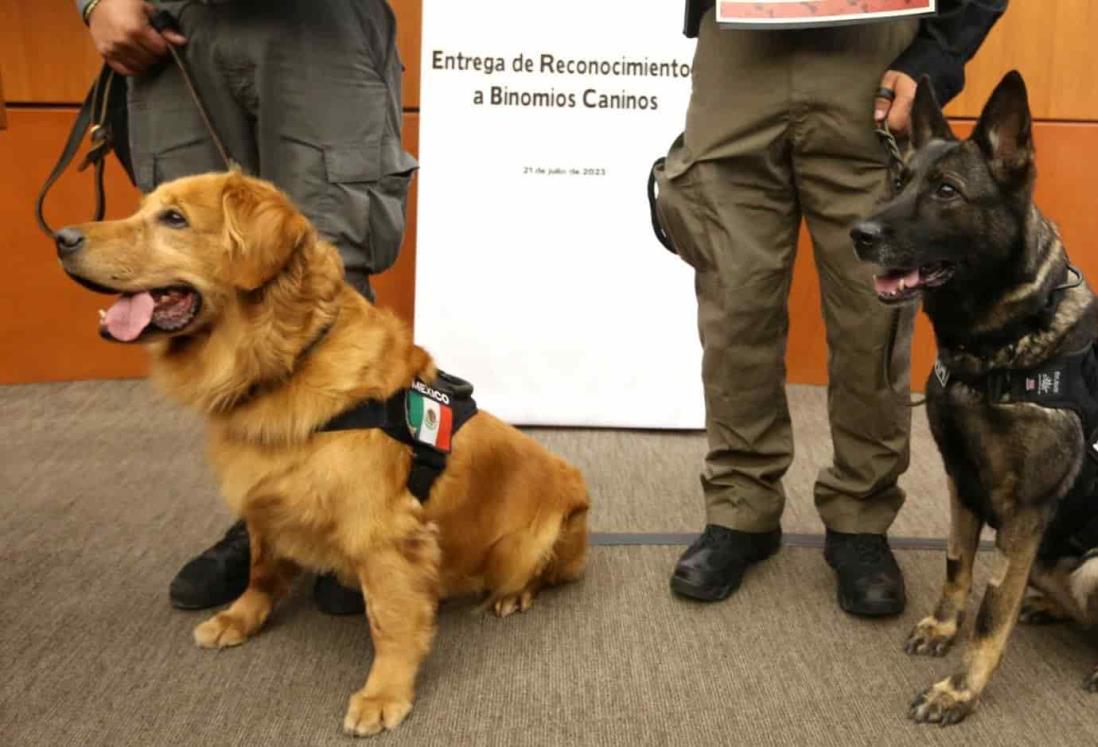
[
  {"x1": 875, "y1": 122, "x2": 906, "y2": 196},
  {"x1": 36, "y1": 9, "x2": 233, "y2": 239},
  {"x1": 149, "y1": 10, "x2": 234, "y2": 171},
  {"x1": 35, "y1": 66, "x2": 119, "y2": 237},
  {"x1": 1053, "y1": 264, "x2": 1084, "y2": 293},
  {"x1": 873, "y1": 121, "x2": 927, "y2": 408}
]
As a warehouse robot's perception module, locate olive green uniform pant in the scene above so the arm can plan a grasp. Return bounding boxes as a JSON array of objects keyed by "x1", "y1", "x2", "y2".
[
  {"x1": 127, "y1": 0, "x2": 417, "y2": 298},
  {"x1": 655, "y1": 12, "x2": 918, "y2": 534}
]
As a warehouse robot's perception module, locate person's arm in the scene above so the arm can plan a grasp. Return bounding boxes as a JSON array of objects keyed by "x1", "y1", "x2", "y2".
[
  {"x1": 876, "y1": 0, "x2": 1007, "y2": 134},
  {"x1": 683, "y1": 0, "x2": 715, "y2": 38},
  {"x1": 78, "y1": 0, "x2": 187, "y2": 77}
]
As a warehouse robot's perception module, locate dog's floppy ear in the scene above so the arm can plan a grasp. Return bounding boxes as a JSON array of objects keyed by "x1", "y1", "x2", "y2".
[
  {"x1": 910, "y1": 75, "x2": 955, "y2": 149},
  {"x1": 221, "y1": 172, "x2": 314, "y2": 291},
  {"x1": 971, "y1": 70, "x2": 1034, "y2": 185}
]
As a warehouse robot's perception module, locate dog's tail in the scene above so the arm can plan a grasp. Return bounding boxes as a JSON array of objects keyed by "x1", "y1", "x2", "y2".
[{"x1": 541, "y1": 467, "x2": 590, "y2": 586}]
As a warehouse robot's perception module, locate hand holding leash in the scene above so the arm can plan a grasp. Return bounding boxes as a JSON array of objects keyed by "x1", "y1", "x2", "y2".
[
  {"x1": 85, "y1": 0, "x2": 187, "y2": 77},
  {"x1": 875, "y1": 70, "x2": 918, "y2": 137}
]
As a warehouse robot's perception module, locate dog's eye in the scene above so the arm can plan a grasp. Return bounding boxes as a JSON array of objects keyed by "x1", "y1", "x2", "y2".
[
  {"x1": 935, "y1": 183, "x2": 959, "y2": 200},
  {"x1": 158, "y1": 209, "x2": 189, "y2": 229}
]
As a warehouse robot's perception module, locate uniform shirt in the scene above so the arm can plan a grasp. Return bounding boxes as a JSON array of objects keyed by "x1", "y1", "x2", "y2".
[
  {"x1": 682, "y1": 0, "x2": 1007, "y2": 104},
  {"x1": 76, "y1": 0, "x2": 231, "y2": 20}
]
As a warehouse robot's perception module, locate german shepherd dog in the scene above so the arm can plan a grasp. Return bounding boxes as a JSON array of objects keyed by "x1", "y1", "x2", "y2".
[{"x1": 853, "y1": 71, "x2": 1098, "y2": 724}]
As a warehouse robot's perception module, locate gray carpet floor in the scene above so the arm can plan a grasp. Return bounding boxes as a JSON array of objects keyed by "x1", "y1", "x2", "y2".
[{"x1": 2, "y1": 380, "x2": 1096, "y2": 745}]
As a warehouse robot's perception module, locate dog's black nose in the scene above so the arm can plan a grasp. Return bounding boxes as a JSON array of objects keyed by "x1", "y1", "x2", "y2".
[
  {"x1": 850, "y1": 222, "x2": 884, "y2": 254},
  {"x1": 55, "y1": 227, "x2": 85, "y2": 258}
]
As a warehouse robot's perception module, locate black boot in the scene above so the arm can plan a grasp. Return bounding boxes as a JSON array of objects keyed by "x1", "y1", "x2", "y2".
[
  {"x1": 169, "y1": 521, "x2": 250, "y2": 610},
  {"x1": 313, "y1": 574, "x2": 365, "y2": 616},
  {"x1": 824, "y1": 529, "x2": 906, "y2": 617},
  {"x1": 670, "y1": 525, "x2": 781, "y2": 602},
  {"x1": 170, "y1": 522, "x2": 366, "y2": 614}
]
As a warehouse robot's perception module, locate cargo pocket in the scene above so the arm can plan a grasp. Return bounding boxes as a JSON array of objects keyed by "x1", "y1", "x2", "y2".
[
  {"x1": 132, "y1": 135, "x2": 227, "y2": 194},
  {"x1": 321, "y1": 135, "x2": 417, "y2": 275}
]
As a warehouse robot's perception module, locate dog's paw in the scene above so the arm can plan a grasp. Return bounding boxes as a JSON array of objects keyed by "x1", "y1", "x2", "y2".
[
  {"x1": 904, "y1": 616, "x2": 957, "y2": 657},
  {"x1": 193, "y1": 613, "x2": 249, "y2": 649},
  {"x1": 492, "y1": 589, "x2": 535, "y2": 618},
  {"x1": 909, "y1": 677, "x2": 978, "y2": 726},
  {"x1": 1084, "y1": 665, "x2": 1098, "y2": 693},
  {"x1": 1019, "y1": 594, "x2": 1069, "y2": 625},
  {"x1": 343, "y1": 691, "x2": 412, "y2": 737}
]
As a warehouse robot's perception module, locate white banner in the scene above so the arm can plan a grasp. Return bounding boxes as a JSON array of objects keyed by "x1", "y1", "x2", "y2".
[{"x1": 416, "y1": 0, "x2": 701, "y2": 428}]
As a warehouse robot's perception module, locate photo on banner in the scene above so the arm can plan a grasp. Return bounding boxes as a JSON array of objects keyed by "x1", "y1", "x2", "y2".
[
  {"x1": 416, "y1": 0, "x2": 700, "y2": 428},
  {"x1": 716, "y1": 0, "x2": 936, "y2": 29}
]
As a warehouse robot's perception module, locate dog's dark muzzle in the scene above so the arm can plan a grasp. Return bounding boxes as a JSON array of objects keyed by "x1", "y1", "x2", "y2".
[{"x1": 850, "y1": 220, "x2": 887, "y2": 261}]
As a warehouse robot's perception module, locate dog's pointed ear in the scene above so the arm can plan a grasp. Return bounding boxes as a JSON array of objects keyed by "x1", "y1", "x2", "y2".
[
  {"x1": 910, "y1": 75, "x2": 955, "y2": 149},
  {"x1": 971, "y1": 70, "x2": 1034, "y2": 184},
  {"x1": 221, "y1": 172, "x2": 313, "y2": 291}
]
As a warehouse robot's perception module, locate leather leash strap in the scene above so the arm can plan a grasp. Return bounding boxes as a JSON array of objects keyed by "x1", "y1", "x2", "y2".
[
  {"x1": 150, "y1": 11, "x2": 234, "y2": 171},
  {"x1": 873, "y1": 122, "x2": 927, "y2": 408},
  {"x1": 35, "y1": 66, "x2": 116, "y2": 237},
  {"x1": 36, "y1": 9, "x2": 233, "y2": 239}
]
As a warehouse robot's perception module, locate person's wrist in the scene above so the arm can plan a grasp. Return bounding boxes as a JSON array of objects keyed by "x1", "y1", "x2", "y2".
[{"x1": 82, "y1": 0, "x2": 105, "y2": 25}]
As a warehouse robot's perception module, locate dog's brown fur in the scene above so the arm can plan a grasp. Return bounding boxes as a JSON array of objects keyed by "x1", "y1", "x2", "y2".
[{"x1": 59, "y1": 171, "x2": 590, "y2": 737}]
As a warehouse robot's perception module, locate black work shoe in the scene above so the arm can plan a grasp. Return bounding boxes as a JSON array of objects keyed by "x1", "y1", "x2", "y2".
[
  {"x1": 169, "y1": 521, "x2": 250, "y2": 610},
  {"x1": 313, "y1": 574, "x2": 366, "y2": 616},
  {"x1": 670, "y1": 525, "x2": 782, "y2": 602},
  {"x1": 824, "y1": 530, "x2": 906, "y2": 617}
]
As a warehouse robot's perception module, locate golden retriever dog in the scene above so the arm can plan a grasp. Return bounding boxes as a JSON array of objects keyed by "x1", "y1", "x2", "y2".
[{"x1": 56, "y1": 171, "x2": 590, "y2": 737}]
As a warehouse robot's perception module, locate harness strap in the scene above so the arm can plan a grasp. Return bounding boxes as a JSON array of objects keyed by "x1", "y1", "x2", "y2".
[
  {"x1": 317, "y1": 374, "x2": 478, "y2": 502},
  {"x1": 935, "y1": 345, "x2": 1098, "y2": 558},
  {"x1": 932, "y1": 344, "x2": 1098, "y2": 463},
  {"x1": 320, "y1": 390, "x2": 405, "y2": 434},
  {"x1": 407, "y1": 448, "x2": 448, "y2": 503}
]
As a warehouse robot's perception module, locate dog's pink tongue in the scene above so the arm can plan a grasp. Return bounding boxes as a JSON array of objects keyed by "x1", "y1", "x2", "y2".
[
  {"x1": 873, "y1": 268, "x2": 921, "y2": 295},
  {"x1": 104, "y1": 292, "x2": 155, "y2": 342}
]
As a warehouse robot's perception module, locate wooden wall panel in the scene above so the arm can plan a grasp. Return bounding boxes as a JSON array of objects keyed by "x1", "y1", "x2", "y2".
[
  {"x1": 0, "y1": 0, "x2": 102, "y2": 104},
  {"x1": 0, "y1": 0, "x2": 423, "y2": 107},
  {"x1": 2, "y1": 0, "x2": 1096, "y2": 388},
  {"x1": 0, "y1": 109, "x2": 147, "y2": 383},
  {"x1": 786, "y1": 120, "x2": 1098, "y2": 391},
  {"x1": 944, "y1": 0, "x2": 1098, "y2": 121},
  {"x1": 392, "y1": 0, "x2": 422, "y2": 109},
  {"x1": 372, "y1": 113, "x2": 419, "y2": 323},
  {"x1": 0, "y1": 109, "x2": 419, "y2": 385},
  {"x1": 0, "y1": 0, "x2": 1088, "y2": 115}
]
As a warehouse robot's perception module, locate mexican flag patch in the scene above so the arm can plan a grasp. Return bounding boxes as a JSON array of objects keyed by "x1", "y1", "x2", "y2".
[{"x1": 407, "y1": 387, "x2": 453, "y2": 452}]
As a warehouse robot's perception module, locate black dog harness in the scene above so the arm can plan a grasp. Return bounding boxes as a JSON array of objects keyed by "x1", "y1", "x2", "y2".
[
  {"x1": 318, "y1": 371, "x2": 478, "y2": 502},
  {"x1": 930, "y1": 345, "x2": 1098, "y2": 556}
]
